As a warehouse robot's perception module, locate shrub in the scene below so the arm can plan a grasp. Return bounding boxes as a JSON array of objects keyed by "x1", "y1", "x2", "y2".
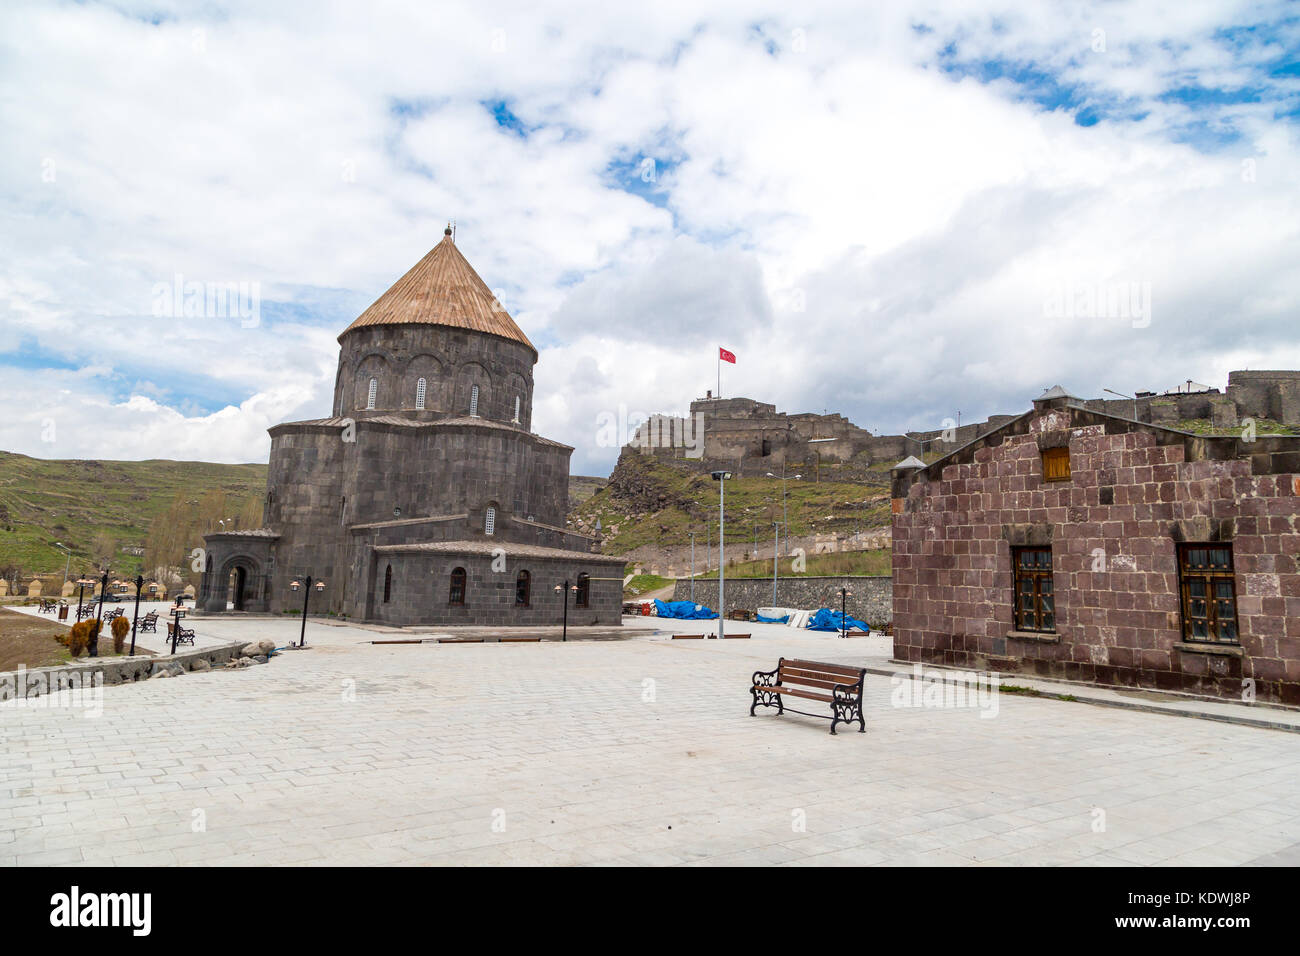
[
  {"x1": 111, "y1": 615, "x2": 129, "y2": 653},
  {"x1": 68, "y1": 620, "x2": 89, "y2": 657}
]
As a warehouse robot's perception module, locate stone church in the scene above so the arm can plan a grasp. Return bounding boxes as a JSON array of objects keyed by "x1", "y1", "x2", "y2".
[{"x1": 199, "y1": 226, "x2": 624, "y2": 626}]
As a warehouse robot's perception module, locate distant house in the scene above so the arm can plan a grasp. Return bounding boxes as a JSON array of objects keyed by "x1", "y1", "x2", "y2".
[{"x1": 891, "y1": 386, "x2": 1300, "y2": 705}]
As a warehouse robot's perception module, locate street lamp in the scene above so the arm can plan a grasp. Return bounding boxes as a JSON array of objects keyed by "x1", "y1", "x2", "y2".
[
  {"x1": 765, "y1": 469, "x2": 802, "y2": 557},
  {"x1": 838, "y1": 586, "x2": 853, "y2": 640},
  {"x1": 711, "y1": 471, "x2": 731, "y2": 639},
  {"x1": 73, "y1": 576, "x2": 94, "y2": 624},
  {"x1": 688, "y1": 531, "x2": 696, "y2": 603},
  {"x1": 772, "y1": 522, "x2": 779, "y2": 606},
  {"x1": 553, "y1": 580, "x2": 579, "y2": 641},
  {"x1": 54, "y1": 542, "x2": 71, "y2": 592},
  {"x1": 289, "y1": 577, "x2": 326, "y2": 648},
  {"x1": 90, "y1": 570, "x2": 109, "y2": 657},
  {"x1": 129, "y1": 574, "x2": 144, "y2": 656}
]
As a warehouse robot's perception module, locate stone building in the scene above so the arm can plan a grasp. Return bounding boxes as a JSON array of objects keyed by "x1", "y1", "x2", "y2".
[
  {"x1": 891, "y1": 386, "x2": 1300, "y2": 704},
  {"x1": 200, "y1": 227, "x2": 624, "y2": 626}
]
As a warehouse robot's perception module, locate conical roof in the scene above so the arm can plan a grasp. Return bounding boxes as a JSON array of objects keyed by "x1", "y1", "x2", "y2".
[{"x1": 340, "y1": 228, "x2": 536, "y2": 354}]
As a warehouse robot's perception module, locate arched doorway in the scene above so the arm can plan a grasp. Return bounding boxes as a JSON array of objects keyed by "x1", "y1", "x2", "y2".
[{"x1": 228, "y1": 566, "x2": 248, "y2": 611}]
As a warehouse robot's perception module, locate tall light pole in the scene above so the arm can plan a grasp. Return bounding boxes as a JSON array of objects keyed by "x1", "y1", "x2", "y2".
[
  {"x1": 54, "y1": 542, "x2": 71, "y2": 592},
  {"x1": 1104, "y1": 388, "x2": 1138, "y2": 422},
  {"x1": 772, "y1": 521, "x2": 779, "y2": 606},
  {"x1": 289, "y1": 576, "x2": 326, "y2": 648},
  {"x1": 553, "y1": 580, "x2": 578, "y2": 641},
  {"x1": 688, "y1": 531, "x2": 696, "y2": 603},
  {"x1": 711, "y1": 471, "x2": 731, "y2": 639},
  {"x1": 767, "y1": 469, "x2": 803, "y2": 556}
]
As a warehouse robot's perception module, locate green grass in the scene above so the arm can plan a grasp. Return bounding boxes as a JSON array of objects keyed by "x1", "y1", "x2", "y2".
[
  {"x1": 574, "y1": 452, "x2": 893, "y2": 556},
  {"x1": 693, "y1": 548, "x2": 892, "y2": 579},
  {"x1": 0, "y1": 451, "x2": 268, "y2": 581},
  {"x1": 623, "y1": 573, "x2": 674, "y2": 596}
]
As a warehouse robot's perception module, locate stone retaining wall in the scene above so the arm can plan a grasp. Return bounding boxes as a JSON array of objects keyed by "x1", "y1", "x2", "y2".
[
  {"x1": 672, "y1": 575, "x2": 893, "y2": 625},
  {"x1": 0, "y1": 641, "x2": 247, "y2": 700}
]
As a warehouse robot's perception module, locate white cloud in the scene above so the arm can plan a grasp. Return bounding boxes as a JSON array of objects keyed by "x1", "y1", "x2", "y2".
[{"x1": 1, "y1": 0, "x2": 1297, "y2": 475}]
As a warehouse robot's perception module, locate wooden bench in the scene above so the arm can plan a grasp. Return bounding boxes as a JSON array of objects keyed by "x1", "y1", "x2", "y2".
[
  {"x1": 76, "y1": 603, "x2": 98, "y2": 620},
  {"x1": 723, "y1": 633, "x2": 751, "y2": 639},
  {"x1": 38, "y1": 599, "x2": 56, "y2": 613},
  {"x1": 750, "y1": 658, "x2": 867, "y2": 735},
  {"x1": 671, "y1": 633, "x2": 705, "y2": 640},
  {"x1": 499, "y1": 636, "x2": 542, "y2": 643},
  {"x1": 437, "y1": 637, "x2": 484, "y2": 644},
  {"x1": 167, "y1": 622, "x2": 196, "y2": 646},
  {"x1": 138, "y1": 611, "x2": 159, "y2": 632}
]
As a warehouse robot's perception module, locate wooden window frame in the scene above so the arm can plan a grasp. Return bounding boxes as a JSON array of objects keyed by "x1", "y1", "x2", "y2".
[
  {"x1": 575, "y1": 572, "x2": 590, "y2": 608},
  {"x1": 1041, "y1": 446, "x2": 1071, "y2": 482},
  {"x1": 383, "y1": 564, "x2": 392, "y2": 604},
  {"x1": 1177, "y1": 544, "x2": 1239, "y2": 644},
  {"x1": 448, "y1": 567, "x2": 467, "y2": 606},
  {"x1": 1013, "y1": 546, "x2": 1055, "y2": 633}
]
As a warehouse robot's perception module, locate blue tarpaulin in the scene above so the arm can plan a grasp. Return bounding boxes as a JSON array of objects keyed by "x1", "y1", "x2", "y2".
[
  {"x1": 756, "y1": 613, "x2": 789, "y2": 624},
  {"x1": 654, "y1": 599, "x2": 719, "y2": 620},
  {"x1": 805, "y1": 608, "x2": 869, "y2": 632}
]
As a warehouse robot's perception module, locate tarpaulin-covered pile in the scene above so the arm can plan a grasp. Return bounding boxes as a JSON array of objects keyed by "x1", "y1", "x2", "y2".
[
  {"x1": 805, "y1": 608, "x2": 869, "y2": 632},
  {"x1": 653, "y1": 599, "x2": 719, "y2": 620},
  {"x1": 755, "y1": 612, "x2": 789, "y2": 624}
]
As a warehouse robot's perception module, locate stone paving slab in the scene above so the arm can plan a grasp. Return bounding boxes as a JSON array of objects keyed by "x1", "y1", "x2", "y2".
[{"x1": 2, "y1": 615, "x2": 1299, "y2": 866}]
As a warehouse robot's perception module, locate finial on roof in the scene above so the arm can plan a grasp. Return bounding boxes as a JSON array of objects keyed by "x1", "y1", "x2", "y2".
[{"x1": 444, "y1": 222, "x2": 453, "y2": 238}]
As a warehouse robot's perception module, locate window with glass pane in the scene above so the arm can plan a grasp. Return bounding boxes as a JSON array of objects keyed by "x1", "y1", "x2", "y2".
[
  {"x1": 1178, "y1": 544, "x2": 1238, "y2": 643},
  {"x1": 448, "y1": 567, "x2": 466, "y2": 606},
  {"x1": 1013, "y1": 546, "x2": 1055, "y2": 632},
  {"x1": 515, "y1": 570, "x2": 530, "y2": 606},
  {"x1": 575, "y1": 573, "x2": 590, "y2": 608}
]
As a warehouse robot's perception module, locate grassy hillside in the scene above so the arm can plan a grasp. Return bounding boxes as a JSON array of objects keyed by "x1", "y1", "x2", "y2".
[
  {"x1": 694, "y1": 548, "x2": 892, "y2": 579},
  {"x1": 0, "y1": 451, "x2": 268, "y2": 582},
  {"x1": 0, "y1": 451, "x2": 616, "y2": 588},
  {"x1": 573, "y1": 450, "x2": 893, "y2": 556}
]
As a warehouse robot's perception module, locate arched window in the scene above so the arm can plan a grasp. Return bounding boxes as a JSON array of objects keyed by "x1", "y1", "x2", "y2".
[
  {"x1": 448, "y1": 567, "x2": 466, "y2": 606},
  {"x1": 469, "y1": 384, "x2": 480, "y2": 417},
  {"x1": 513, "y1": 395, "x2": 521, "y2": 423},
  {"x1": 366, "y1": 377, "x2": 377, "y2": 410},
  {"x1": 383, "y1": 564, "x2": 392, "y2": 603},
  {"x1": 515, "y1": 570, "x2": 530, "y2": 606},
  {"x1": 415, "y1": 377, "x2": 427, "y2": 410},
  {"x1": 575, "y1": 572, "x2": 590, "y2": 608},
  {"x1": 484, "y1": 506, "x2": 496, "y2": 536}
]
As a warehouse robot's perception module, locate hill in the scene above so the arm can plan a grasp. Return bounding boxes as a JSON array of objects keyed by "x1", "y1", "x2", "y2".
[
  {"x1": 0, "y1": 452, "x2": 615, "y2": 591},
  {"x1": 572, "y1": 449, "x2": 895, "y2": 567},
  {"x1": 0, "y1": 451, "x2": 268, "y2": 586}
]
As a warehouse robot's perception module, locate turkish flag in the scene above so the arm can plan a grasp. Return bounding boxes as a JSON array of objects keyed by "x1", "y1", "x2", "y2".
[{"x1": 719, "y1": 347, "x2": 736, "y2": 364}]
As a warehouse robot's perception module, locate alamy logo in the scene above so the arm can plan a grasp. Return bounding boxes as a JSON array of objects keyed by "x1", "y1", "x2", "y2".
[{"x1": 49, "y1": 886, "x2": 151, "y2": 936}]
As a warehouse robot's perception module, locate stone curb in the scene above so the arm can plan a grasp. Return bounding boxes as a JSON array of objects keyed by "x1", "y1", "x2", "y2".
[
  {"x1": 0, "y1": 641, "x2": 250, "y2": 699},
  {"x1": 864, "y1": 661, "x2": 1300, "y2": 735}
]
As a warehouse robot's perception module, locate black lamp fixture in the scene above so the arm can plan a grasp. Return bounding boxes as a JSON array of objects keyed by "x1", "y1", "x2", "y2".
[
  {"x1": 289, "y1": 577, "x2": 327, "y2": 648},
  {"x1": 553, "y1": 580, "x2": 579, "y2": 641}
]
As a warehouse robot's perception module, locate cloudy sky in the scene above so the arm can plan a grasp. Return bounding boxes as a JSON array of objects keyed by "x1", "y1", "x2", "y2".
[{"x1": 2, "y1": 0, "x2": 1298, "y2": 474}]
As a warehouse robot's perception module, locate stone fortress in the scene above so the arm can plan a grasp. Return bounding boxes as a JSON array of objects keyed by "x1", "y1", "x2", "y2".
[
  {"x1": 199, "y1": 226, "x2": 624, "y2": 626},
  {"x1": 628, "y1": 371, "x2": 1300, "y2": 479}
]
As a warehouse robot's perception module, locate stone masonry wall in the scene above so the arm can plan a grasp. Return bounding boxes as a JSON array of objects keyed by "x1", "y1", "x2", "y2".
[
  {"x1": 892, "y1": 406, "x2": 1300, "y2": 704},
  {"x1": 672, "y1": 575, "x2": 892, "y2": 625}
]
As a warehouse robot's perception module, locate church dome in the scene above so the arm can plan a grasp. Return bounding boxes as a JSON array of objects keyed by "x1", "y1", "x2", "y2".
[{"x1": 339, "y1": 226, "x2": 536, "y2": 356}]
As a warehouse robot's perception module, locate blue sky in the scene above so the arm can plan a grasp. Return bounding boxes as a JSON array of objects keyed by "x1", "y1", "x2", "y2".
[{"x1": 1, "y1": 0, "x2": 1298, "y2": 472}]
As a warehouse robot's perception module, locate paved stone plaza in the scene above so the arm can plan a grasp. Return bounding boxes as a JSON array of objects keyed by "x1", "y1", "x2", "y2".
[{"x1": 3, "y1": 615, "x2": 1299, "y2": 866}]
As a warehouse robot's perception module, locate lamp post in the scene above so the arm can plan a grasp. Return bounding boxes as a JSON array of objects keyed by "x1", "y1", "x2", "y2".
[
  {"x1": 838, "y1": 586, "x2": 853, "y2": 639},
  {"x1": 290, "y1": 577, "x2": 326, "y2": 648},
  {"x1": 711, "y1": 471, "x2": 731, "y2": 639},
  {"x1": 688, "y1": 531, "x2": 696, "y2": 603},
  {"x1": 90, "y1": 570, "x2": 109, "y2": 657},
  {"x1": 54, "y1": 542, "x2": 71, "y2": 591},
  {"x1": 772, "y1": 522, "x2": 779, "y2": 606},
  {"x1": 766, "y1": 469, "x2": 802, "y2": 556},
  {"x1": 129, "y1": 574, "x2": 143, "y2": 656},
  {"x1": 553, "y1": 580, "x2": 578, "y2": 641},
  {"x1": 169, "y1": 600, "x2": 186, "y2": 655}
]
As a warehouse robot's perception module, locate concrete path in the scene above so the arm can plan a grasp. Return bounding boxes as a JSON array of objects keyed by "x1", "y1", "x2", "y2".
[{"x1": 3, "y1": 615, "x2": 1299, "y2": 866}]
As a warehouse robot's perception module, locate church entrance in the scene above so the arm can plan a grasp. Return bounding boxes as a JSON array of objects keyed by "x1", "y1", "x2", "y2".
[{"x1": 227, "y1": 566, "x2": 248, "y2": 611}]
